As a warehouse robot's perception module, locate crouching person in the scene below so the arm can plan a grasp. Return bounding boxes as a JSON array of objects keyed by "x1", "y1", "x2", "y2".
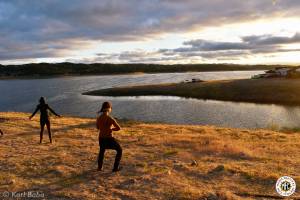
[{"x1": 96, "y1": 102, "x2": 122, "y2": 172}]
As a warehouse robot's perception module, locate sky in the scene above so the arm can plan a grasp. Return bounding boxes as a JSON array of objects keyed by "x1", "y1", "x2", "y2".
[{"x1": 0, "y1": 0, "x2": 300, "y2": 65}]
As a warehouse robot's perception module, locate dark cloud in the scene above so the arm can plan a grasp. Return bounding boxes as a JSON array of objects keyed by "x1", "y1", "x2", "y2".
[
  {"x1": 91, "y1": 33, "x2": 300, "y2": 63},
  {"x1": 242, "y1": 33, "x2": 300, "y2": 45},
  {"x1": 157, "y1": 33, "x2": 300, "y2": 59},
  {"x1": 175, "y1": 33, "x2": 300, "y2": 53},
  {"x1": 1, "y1": 0, "x2": 300, "y2": 62},
  {"x1": 178, "y1": 40, "x2": 249, "y2": 52}
]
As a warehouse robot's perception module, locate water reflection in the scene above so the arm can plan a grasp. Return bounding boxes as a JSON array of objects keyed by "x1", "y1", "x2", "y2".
[
  {"x1": 1, "y1": 71, "x2": 300, "y2": 129},
  {"x1": 89, "y1": 96, "x2": 300, "y2": 129}
]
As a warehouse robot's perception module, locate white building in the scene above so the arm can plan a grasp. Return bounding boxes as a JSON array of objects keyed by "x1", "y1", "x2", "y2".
[{"x1": 275, "y1": 68, "x2": 290, "y2": 76}]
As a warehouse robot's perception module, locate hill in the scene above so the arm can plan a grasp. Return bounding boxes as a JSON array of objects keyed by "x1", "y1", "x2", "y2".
[
  {"x1": 0, "y1": 112, "x2": 299, "y2": 199},
  {"x1": 0, "y1": 63, "x2": 287, "y2": 78}
]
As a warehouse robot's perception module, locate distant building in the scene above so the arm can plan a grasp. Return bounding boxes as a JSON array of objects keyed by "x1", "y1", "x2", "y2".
[
  {"x1": 252, "y1": 67, "x2": 300, "y2": 79},
  {"x1": 274, "y1": 67, "x2": 290, "y2": 77}
]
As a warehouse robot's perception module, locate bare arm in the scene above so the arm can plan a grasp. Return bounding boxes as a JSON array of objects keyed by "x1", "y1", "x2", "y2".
[
  {"x1": 111, "y1": 119, "x2": 121, "y2": 131},
  {"x1": 96, "y1": 117, "x2": 100, "y2": 130},
  {"x1": 48, "y1": 105, "x2": 60, "y2": 117},
  {"x1": 29, "y1": 106, "x2": 39, "y2": 119}
]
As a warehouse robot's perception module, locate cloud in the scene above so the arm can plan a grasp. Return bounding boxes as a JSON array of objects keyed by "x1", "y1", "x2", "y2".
[
  {"x1": 1, "y1": 0, "x2": 300, "y2": 62},
  {"x1": 242, "y1": 33, "x2": 300, "y2": 45},
  {"x1": 90, "y1": 33, "x2": 300, "y2": 63},
  {"x1": 160, "y1": 33, "x2": 300, "y2": 58},
  {"x1": 177, "y1": 40, "x2": 249, "y2": 52}
]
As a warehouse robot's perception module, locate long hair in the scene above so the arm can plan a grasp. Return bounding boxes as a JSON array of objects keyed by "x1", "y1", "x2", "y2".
[{"x1": 98, "y1": 101, "x2": 112, "y2": 113}]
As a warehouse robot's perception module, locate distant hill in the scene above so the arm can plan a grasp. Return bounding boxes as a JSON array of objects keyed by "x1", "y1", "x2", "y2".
[{"x1": 0, "y1": 62, "x2": 294, "y2": 77}]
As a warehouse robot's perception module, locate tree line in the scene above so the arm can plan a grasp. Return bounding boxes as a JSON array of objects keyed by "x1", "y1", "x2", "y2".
[{"x1": 0, "y1": 62, "x2": 289, "y2": 77}]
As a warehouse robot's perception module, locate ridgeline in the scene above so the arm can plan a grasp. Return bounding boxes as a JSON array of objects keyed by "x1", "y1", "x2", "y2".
[{"x1": 0, "y1": 62, "x2": 289, "y2": 78}]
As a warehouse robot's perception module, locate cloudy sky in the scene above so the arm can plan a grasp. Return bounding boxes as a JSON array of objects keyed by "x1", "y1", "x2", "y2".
[{"x1": 1, "y1": 0, "x2": 300, "y2": 65}]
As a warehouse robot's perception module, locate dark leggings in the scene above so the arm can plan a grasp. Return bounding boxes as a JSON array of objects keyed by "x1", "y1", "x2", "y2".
[
  {"x1": 40, "y1": 120, "x2": 52, "y2": 143},
  {"x1": 98, "y1": 137, "x2": 122, "y2": 171}
]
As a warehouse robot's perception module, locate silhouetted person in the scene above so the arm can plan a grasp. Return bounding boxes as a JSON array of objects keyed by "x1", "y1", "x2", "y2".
[
  {"x1": 29, "y1": 97, "x2": 60, "y2": 144},
  {"x1": 96, "y1": 101, "x2": 122, "y2": 172},
  {"x1": 0, "y1": 129, "x2": 3, "y2": 136}
]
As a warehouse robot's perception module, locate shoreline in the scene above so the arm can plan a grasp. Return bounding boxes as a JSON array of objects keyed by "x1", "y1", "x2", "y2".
[
  {"x1": 84, "y1": 78, "x2": 300, "y2": 106},
  {"x1": 0, "y1": 63, "x2": 283, "y2": 80},
  {"x1": 0, "y1": 69, "x2": 265, "y2": 80},
  {"x1": 0, "y1": 72, "x2": 146, "y2": 80}
]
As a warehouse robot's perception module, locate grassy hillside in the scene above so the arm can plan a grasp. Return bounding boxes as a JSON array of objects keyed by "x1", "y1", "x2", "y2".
[
  {"x1": 0, "y1": 63, "x2": 285, "y2": 78},
  {"x1": 0, "y1": 112, "x2": 299, "y2": 199},
  {"x1": 85, "y1": 78, "x2": 300, "y2": 106}
]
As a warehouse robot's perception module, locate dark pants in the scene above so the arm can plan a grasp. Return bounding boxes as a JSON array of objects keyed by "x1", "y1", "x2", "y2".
[
  {"x1": 40, "y1": 119, "x2": 52, "y2": 143},
  {"x1": 98, "y1": 137, "x2": 122, "y2": 171}
]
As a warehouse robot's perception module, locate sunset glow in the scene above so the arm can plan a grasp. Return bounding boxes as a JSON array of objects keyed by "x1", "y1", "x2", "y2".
[{"x1": 1, "y1": 0, "x2": 300, "y2": 65}]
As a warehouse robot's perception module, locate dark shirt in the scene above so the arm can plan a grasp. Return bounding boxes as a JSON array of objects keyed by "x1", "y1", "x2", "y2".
[{"x1": 31, "y1": 103, "x2": 59, "y2": 121}]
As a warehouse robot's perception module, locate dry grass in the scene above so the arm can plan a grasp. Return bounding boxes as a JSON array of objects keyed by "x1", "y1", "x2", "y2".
[{"x1": 0, "y1": 112, "x2": 300, "y2": 199}]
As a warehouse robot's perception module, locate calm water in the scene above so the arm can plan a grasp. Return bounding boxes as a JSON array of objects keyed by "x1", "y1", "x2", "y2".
[{"x1": 1, "y1": 71, "x2": 300, "y2": 129}]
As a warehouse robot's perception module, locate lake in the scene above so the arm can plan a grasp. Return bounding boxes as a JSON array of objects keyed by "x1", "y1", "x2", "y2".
[{"x1": 1, "y1": 71, "x2": 300, "y2": 129}]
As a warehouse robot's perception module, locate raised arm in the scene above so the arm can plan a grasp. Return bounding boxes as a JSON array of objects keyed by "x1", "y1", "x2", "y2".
[
  {"x1": 48, "y1": 105, "x2": 60, "y2": 117},
  {"x1": 111, "y1": 119, "x2": 121, "y2": 131},
  {"x1": 29, "y1": 106, "x2": 39, "y2": 119}
]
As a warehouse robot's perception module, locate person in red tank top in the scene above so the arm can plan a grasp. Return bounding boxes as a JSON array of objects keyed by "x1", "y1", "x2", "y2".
[{"x1": 96, "y1": 101, "x2": 122, "y2": 172}]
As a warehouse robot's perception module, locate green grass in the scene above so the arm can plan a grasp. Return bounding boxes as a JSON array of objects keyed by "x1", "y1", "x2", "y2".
[
  {"x1": 280, "y1": 127, "x2": 300, "y2": 133},
  {"x1": 163, "y1": 149, "x2": 179, "y2": 157}
]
